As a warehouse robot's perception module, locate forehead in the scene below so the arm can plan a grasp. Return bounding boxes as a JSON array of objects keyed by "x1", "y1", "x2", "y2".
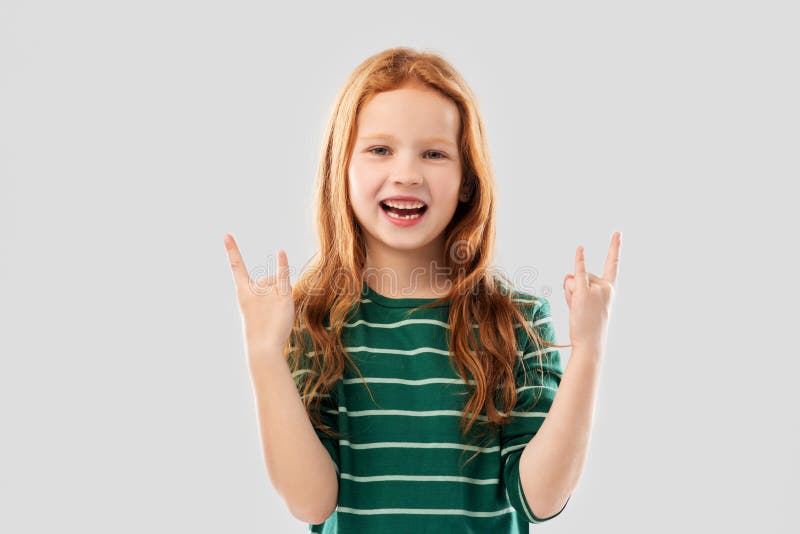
[{"x1": 355, "y1": 85, "x2": 460, "y2": 142}]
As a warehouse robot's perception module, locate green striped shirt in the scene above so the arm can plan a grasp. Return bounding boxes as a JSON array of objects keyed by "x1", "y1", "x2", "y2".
[{"x1": 295, "y1": 281, "x2": 569, "y2": 533}]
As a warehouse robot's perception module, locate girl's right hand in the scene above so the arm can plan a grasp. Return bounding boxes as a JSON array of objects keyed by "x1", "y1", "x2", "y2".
[{"x1": 223, "y1": 234, "x2": 295, "y2": 370}]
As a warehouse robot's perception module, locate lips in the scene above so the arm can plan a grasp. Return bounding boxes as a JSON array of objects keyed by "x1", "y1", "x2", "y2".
[
  {"x1": 380, "y1": 202, "x2": 428, "y2": 227},
  {"x1": 379, "y1": 201, "x2": 428, "y2": 217}
]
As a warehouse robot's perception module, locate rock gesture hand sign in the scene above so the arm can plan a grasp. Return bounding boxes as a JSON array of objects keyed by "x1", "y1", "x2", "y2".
[
  {"x1": 223, "y1": 234, "x2": 295, "y2": 371},
  {"x1": 562, "y1": 232, "x2": 622, "y2": 355}
]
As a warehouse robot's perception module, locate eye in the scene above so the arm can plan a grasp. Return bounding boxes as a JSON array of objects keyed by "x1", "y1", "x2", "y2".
[
  {"x1": 368, "y1": 146, "x2": 390, "y2": 156},
  {"x1": 367, "y1": 147, "x2": 448, "y2": 159}
]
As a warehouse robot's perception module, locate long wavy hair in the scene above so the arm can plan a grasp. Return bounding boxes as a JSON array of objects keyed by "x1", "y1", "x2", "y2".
[{"x1": 287, "y1": 46, "x2": 570, "y2": 467}]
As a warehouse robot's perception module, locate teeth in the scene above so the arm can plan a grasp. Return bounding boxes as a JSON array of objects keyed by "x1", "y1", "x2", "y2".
[
  {"x1": 382, "y1": 200, "x2": 425, "y2": 209},
  {"x1": 385, "y1": 210, "x2": 423, "y2": 220}
]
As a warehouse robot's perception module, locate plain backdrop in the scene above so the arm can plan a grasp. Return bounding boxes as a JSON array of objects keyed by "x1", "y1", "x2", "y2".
[{"x1": 1, "y1": 1, "x2": 797, "y2": 532}]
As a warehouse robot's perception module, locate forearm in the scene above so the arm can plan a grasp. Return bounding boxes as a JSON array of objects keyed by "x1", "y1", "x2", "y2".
[
  {"x1": 519, "y1": 345, "x2": 603, "y2": 518},
  {"x1": 249, "y1": 349, "x2": 338, "y2": 524}
]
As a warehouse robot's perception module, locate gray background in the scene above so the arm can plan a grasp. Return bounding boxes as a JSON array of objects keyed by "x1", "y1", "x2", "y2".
[{"x1": 2, "y1": 1, "x2": 797, "y2": 532}]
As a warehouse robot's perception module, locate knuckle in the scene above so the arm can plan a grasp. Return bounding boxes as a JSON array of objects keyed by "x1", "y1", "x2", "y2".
[{"x1": 250, "y1": 280, "x2": 274, "y2": 296}]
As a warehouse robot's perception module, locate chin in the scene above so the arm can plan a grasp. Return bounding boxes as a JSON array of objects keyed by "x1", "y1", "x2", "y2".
[
  {"x1": 376, "y1": 229, "x2": 438, "y2": 249},
  {"x1": 379, "y1": 237, "x2": 432, "y2": 251}
]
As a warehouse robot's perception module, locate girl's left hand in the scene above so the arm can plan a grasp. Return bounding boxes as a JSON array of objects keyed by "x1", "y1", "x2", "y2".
[{"x1": 562, "y1": 231, "x2": 622, "y2": 354}]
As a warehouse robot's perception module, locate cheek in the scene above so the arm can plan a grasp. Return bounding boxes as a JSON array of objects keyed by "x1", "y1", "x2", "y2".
[
  {"x1": 347, "y1": 164, "x2": 380, "y2": 213},
  {"x1": 429, "y1": 175, "x2": 462, "y2": 207}
]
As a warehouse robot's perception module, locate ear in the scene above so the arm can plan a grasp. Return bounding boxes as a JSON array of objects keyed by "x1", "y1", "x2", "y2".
[{"x1": 459, "y1": 177, "x2": 475, "y2": 202}]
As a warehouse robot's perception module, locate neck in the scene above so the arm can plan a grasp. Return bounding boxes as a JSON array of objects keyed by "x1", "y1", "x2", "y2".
[{"x1": 362, "y1": 235, "x2": 451, "y2": 298}]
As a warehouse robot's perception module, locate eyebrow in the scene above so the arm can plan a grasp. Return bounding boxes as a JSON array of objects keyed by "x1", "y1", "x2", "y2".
[{"x1": 358, "y1": 133, "x2": 457, "y2": 148}]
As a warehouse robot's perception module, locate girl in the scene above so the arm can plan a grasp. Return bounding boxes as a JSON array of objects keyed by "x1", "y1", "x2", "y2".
[{"x1": 224, "y1": 47, "x2": 621, "y2": 533}]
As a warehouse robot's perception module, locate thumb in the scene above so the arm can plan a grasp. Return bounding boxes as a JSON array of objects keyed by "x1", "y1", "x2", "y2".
[
  {"x1": 563, "y1": 273, "x2": 575, "y2": 293},
  {"x1": 277, "y1": 249, "x2": 292, "y2": 296},
  {"x1": 563, "y1": 273, "x2": 575, "y2": 308}
]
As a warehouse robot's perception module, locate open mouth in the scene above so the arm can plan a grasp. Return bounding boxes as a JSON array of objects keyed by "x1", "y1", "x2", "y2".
[{"x1": 379, "y1": 200, "x2": 429, "y2": 220}]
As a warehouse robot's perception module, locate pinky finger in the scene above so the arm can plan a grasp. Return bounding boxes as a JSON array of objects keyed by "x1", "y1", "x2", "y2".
[{"x1": 575, "y1": 246, "x2": 589, "y2": 288}]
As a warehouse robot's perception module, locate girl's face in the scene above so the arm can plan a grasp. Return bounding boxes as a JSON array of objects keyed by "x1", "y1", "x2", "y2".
[{"x1": 348, "y1": 82, "x2": 464, "y2": 259}]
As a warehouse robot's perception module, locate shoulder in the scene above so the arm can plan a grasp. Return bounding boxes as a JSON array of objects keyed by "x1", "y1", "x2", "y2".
[
  {"x1": 499, "y1": 288, "x2": 550, "y2": 351},
  {"x1": 508, "y1": 288, "x2": 551, "y2": 321}
]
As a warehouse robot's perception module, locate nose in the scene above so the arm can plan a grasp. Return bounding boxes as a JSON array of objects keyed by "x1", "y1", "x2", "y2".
[{"x1": 390, "y1": 153, "x2": 423, "y2": 186}]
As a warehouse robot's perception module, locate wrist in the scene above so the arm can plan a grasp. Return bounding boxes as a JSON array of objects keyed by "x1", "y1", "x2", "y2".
[
  {"x1": 247, "y1": 342, "x2": 287, "y2": 370},
  {"x1": 569, "y1": 342, "x2": 605, "y2": 362}
]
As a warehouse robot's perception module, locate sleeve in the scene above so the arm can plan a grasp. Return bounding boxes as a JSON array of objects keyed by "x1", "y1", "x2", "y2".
[
  {"x1": 500, "y1": 295, "x2": 571, "y2": 523},
  {"x1": 289, "y1": 332, "x2": 341, "y2": 476}
]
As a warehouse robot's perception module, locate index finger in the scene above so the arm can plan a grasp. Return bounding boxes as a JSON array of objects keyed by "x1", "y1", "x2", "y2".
[
  {"x1": 224, "y1": 234, "x2": 251, "y2": 289},
  {"x1": 602, "y1": 231, "x2": 622, "y2": 285}
]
